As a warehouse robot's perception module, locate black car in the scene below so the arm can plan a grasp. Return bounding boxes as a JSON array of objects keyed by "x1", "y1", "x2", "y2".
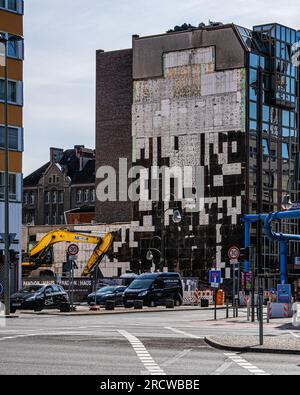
[
  {"x1": 87, "y1": 286, "x2": 127, "y2": 306},
  {"x1": 10, "y1": 284, "x2": 70, "y2": 313},
  {"x1": 123, "y1": 273, "x2": 183, "y2": 308}
]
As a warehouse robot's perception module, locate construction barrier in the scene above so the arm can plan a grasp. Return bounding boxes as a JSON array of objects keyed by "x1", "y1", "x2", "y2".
[
  {"x1": 269, "y1": 303, "x2": 293, "y2": 319},
  {"x1": 184, "y1": 289, "x2": 213, "y2": 305}
]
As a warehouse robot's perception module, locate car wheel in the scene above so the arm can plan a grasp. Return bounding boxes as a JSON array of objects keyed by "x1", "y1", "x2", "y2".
[
  {"x1": 124, "y1": 303, "x2": 132, "y2": 309},
  {"x1": 175, "y1": 295, "x2": 183, "y2": 307},
  {"x1": 10, "y1": 308, "x2": 16, "y2": 314},
  {"x1": 34, "y1": 302, "x2": 44, "y2": 312},
  {"x1": 60, "y1": 303, "x2": 71, "y2": 313}
]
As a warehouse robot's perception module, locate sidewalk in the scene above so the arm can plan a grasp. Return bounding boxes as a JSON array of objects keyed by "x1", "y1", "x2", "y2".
[
  {"x1": 206, "y1": 333, "x2": 300, "y2": 355},
  {"x1": 18, "y1": 304, "x2": 226, "y2": 317}
]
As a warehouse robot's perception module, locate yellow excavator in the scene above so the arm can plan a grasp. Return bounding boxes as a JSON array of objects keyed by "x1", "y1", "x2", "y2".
[{"x1": 22, "y1": 229, "x2": 114, "y2": 277}]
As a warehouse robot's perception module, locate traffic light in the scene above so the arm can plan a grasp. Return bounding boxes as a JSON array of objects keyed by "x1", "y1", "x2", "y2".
[{"x1": 9, "y1": 250, "x2": 20, "y2": 265}]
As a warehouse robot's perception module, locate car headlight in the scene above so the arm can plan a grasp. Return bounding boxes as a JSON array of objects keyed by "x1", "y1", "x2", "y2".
[{"x1": 138, "y1": 291, "x2": 148, "y2": 297}]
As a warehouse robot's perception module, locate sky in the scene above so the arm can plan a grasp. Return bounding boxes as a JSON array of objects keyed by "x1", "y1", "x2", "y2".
[{"x1": 24, "y1": 0, "x2": 300, "y2": 175}]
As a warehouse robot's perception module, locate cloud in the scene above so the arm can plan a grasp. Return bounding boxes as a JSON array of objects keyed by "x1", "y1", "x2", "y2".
[{"x1": 24, "y1": 0, "x2": 300, "y2": 174}]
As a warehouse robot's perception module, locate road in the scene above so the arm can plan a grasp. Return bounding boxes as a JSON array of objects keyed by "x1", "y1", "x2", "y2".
[{"x1": 0, "y1": 309, "x2": 299, "y2": 375}]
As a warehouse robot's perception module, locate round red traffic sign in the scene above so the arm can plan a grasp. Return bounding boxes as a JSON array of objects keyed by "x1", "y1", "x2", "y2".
[
  {"x1": 228, "y1": 246, "x2": 240, "y2": 260},
  {"x1": 68, "y1": 244, "x2": 79, "y2": 256}
]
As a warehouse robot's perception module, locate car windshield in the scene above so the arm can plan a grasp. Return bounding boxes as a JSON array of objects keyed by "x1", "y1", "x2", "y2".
[
  {"x1": 97, "y1": 287, "x2": 116, "y2": 294},
  {"x1": 128, "y1": 279, "x2": 153, "y2": 290},
  {"x1": 20, "y1": 285, "x2": 44, "y2": 294}
]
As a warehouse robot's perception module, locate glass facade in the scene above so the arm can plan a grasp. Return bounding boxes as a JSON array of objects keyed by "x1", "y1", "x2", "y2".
[{"x1": 247, "y1": 24, "x2": 300, "y2": 281}]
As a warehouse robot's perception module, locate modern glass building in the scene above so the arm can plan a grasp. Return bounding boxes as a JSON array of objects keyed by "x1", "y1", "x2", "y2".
[{"x1": 237, "y1": 24, "x2": 300, "y2": 286}]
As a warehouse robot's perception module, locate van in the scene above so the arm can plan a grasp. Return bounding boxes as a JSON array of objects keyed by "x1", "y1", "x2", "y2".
[{"x1": 123, "y1": 272, "x2": 183, "y2": 308}]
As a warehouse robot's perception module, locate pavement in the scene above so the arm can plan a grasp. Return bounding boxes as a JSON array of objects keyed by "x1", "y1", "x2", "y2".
[
  {"x1": 16, "y1": 304, "x2": 226, "y2": 316},
  {"x1": 0, "y1": 307, "x2": 300, "y2": 375}
]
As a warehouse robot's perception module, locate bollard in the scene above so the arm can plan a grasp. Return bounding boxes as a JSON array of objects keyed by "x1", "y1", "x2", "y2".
[
  {"x1": 166, "y1": 299, "x2": 175, "y2": 309},
  {"x1": 134, "y1": 300, "x2": 143, "y2": 310},
  {"x1": 247, "y1": 298, "x2": 251, "y2": 322},
  {"x1": 105, "y1": 300, "x2": 115, "y2": 311},
  {"x1": 201, "y1": 299, "x2": 209, "y2": 308},
  {"x1": 267, "y1": 301, "x2": 271, "y2": 323},
  {"x1": 226, "y1": 299, "x2": 229, "y2": 319}
]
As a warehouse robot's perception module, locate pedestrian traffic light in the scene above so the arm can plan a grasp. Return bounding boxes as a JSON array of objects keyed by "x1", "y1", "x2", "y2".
[{"x1": 239, "y1": 247, "x2": 249, "y2": 261}]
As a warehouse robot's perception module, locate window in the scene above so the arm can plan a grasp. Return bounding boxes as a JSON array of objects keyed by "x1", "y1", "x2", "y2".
[
  {"x1": 0, "y1": 126, "x2": 20, "y2": 150},
  {"x1": 0, "y1": 172, "x2": 16, "y2": 200},
  {"x1": 59, "y1": 191, "x2": 64, "y2": 203},
  {"x1": 76, "y1": 190, "x2": 82, "y2": 203},
  {"x1": 52, "y1": 191, "x2": 57, "y2": 204},
  {"x1": 282, "y1": 143, "x2": 289, "y2": 160},
  {"x1": 91, "y1": 189, "x2": 96, "y2": 202},
  {"x1": 0, "y1": 0, "x2": 23, "y2": 14},
  {"x1": 29, "y1": 193, "x2": 35, "y2": 205},
  {"x1": 84, "y1": 189, "x2": 89, "y2": 202},
  {"x1": 45, "y1": 192, "x2": 50, "y2": 204},
  {"x1": 174, "y1": 136, "x2": 179, "y2": 151},
  {"x1": 0, "y1": 79, "x2": 22, "y2": 104},
  {"x1": 262, "y1": 139, "x2": 270, "y2": 156}
]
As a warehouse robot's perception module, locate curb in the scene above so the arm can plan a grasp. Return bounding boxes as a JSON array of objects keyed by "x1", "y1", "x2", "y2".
[
  {"x1": 18, "y1": 306, "x2": 226, "y2": 317},
  {"x1": 205, "y1": 337, "x2": 300, "y2": 356}
]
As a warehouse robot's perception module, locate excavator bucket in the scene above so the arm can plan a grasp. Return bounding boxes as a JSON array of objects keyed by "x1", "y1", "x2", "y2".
[{"x1": 81, "y1": 232, "x2": 114, "y2": 277}]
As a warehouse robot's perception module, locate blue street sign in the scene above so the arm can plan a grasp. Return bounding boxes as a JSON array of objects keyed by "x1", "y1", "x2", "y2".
[
  {"x1": 277, "y1": 284, "x2": 292, "y2": 304},
  {"x1": 209, "y1": 270, "x2": 222, "y2": 284}
]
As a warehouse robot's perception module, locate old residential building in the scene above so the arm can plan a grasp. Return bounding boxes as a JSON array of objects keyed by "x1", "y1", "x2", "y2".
[
  {"x1": 0, "y1": 0, "x2": 24, "y2": 290},
  {"x1": 23, "y1": 146, "x2": 96, "y2": 226},
  {"x1": 96, "y1": 22, "x2": 300, "y2": 286}
]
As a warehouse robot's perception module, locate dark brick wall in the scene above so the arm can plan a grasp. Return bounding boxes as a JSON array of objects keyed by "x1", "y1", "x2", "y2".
[{"x1": 95, "y1": 49, "x2": 133, "y2": 223}]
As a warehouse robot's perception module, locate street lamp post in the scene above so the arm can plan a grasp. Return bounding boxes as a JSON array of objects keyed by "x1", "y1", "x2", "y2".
[{"x1": 0, "y1": 34, "x2": 23, "y2": 316}]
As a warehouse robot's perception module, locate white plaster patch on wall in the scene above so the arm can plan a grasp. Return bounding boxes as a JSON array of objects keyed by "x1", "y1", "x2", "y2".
[
  {"x1": 214, "y1": 175, "x2": 224, "y2": 187},
  {"x1": 222, "y1": 163, "x2": 242, "y2": 176}
]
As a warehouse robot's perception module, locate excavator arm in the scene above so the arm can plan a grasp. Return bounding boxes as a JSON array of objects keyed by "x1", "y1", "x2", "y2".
[{"x1": 27, "y1": 229, "x2": 114, "y2": 277}]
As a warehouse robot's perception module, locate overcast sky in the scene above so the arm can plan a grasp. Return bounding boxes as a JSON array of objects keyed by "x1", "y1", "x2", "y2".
[{"x1": 24, "y1": 0, "x2": 300, "y2": 175}]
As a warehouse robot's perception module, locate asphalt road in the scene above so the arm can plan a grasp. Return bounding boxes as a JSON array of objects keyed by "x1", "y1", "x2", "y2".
[{"x1": 0, "y1": 309, "x2": 299, "y2": 375}]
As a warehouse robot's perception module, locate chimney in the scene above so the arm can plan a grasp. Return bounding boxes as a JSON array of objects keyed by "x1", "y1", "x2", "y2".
[{"x1": 50, "y1": 148, "x2": 64, "y2": 163}]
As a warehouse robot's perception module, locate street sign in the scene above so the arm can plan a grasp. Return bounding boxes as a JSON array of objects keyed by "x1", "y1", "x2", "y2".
[
  {"x1": 0, "y1": 283, "x2": 3, "y2": 296},
  {"x1": 209, "y1": 270, "x2": 221, "y2": 284},
  {"x1": 278, "y1": 284, "x2": 292, "y2": 304},
  {"x1": 67, "y1": 244, "x2": 79, "y2": 256},
  {"x1": 228, "y1": 246, "x2": 240, "y2": 260}
]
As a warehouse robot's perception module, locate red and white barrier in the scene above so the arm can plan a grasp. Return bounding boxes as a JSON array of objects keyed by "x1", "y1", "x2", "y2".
[{"x1": 269, "y1": 303, "x2": 292, "y2": 319}]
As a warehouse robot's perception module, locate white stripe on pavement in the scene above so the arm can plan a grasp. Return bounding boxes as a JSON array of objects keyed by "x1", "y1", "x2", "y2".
[
  {"x1": 165, "y1": 327, "x2": 204, "y2": 339},
  {"x1": 118, "y1": 330, "x2": 166, "y2": 376},
  {"x1": 224, "y1": 353, "x2": 270, "y2": 376}
]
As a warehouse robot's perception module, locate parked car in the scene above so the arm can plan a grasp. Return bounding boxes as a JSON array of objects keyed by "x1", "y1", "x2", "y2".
[
  {"x1": 87, "y1": 286, "x2": 127, "y2": 306},
  {"x1": 123, "y1": 272, "x2": 183, "y2": 308},
  {"x1": 10, "y1": 284, "x2": 70, "y2": 313}
]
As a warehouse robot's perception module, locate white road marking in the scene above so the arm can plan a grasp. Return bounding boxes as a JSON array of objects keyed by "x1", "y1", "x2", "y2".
[
  {"x1": 165, "y1": 327, "x2": 204, "y2": 339},
  {"x1": 289, "y1": 330, "x2": 300, "y2": 338},
  {"x1": 212, "y1": 361, "x2": 233, "y2": 375},
  {"x1": 224, "y1": 353, "x2": 270, "y2": 376},
  {"x1": 118, "y1": 330, "x2": 166, "y2": 376},
  {"x1": 161, "y1": 349, "x2": 192, "y2": 367}
]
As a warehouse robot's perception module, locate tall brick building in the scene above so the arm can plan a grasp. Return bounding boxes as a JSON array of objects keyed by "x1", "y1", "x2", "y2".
[{"x1": 96, "y1": 23, "x2": 300, "y2": 286}]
